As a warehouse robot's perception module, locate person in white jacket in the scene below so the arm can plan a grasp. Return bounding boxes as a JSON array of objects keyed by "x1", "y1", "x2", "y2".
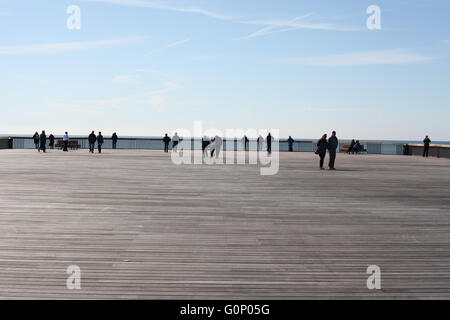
[{"x1": 172, "y1": 132, "x2": 180, "y2": 151}]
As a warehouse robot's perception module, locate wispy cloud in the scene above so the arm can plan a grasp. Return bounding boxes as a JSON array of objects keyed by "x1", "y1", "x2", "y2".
[
  {"x1": 146, "y1": 37, "x2": 190, "y2": 55},
  {"x1": 0, "y1": 11, "x2": 9, "y2": 16},
  {"x1": 238, "y1": 14, "x2": 361, "y2": 40},
  {"x1": 111, "y1": 74, "x2": 138, "y2": 84},
  {"x1": 0, "y1": 37, "x2": 144, "y2": 55},
  {"x1": 276, "y1": 49, "x2": 432, "y2": 66},
  {"x1": 79, "y1": 0, "x2": 233, "y2": 20}
]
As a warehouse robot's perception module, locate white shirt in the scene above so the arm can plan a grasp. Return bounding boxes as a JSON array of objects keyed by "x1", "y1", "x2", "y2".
[
  {"x1": 63, "y1": 134, "x2": 69, "y2": 141},
  {"x1": 173, "y1": 134, "x2": 179, "y2": 142}
]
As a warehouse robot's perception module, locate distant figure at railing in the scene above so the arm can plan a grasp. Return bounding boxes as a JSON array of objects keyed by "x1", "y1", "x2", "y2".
[
  {"x1": 316, "y1": 134, "x2": 328, "y2": 170},
  {"x1": 112, "y1": 132, "x2": 118, "y2": 149},
  {"x1": 328, "y1": 131, "x2": 338, "y2": 170},
  {"x1": 49, "y1": 134, "x2": 55, "y2": 149},
  {"x1": 97, "y1": 132, "x2": 104, "y2": 154},
  {"x1": 202, "y1": 136, "x2": 210, "y2": 156},
  {"x1": 33, "y1": 132, "x2": 39, "y2": 151},
  {"x1": 88, "y1": 131, "x2": 96, "y2": 153},
  {"x1": 163, "y1": 133, "x2": 171, "y2": 153},
  {"x1": 242, "y1": 135, "x2": 249, "y2": 151},
  {"x1": 423, "y1": 135, "x2": 431, "y2": 158},
  {"x1": 257, "y1": 135, "x2": 264, "y2": 152},
  {"x1": 63, "y1": 132, "x2": 69, "y2": 152},
  {"x1": 206, "y1": 135, "x2": 223, "y2": 158},
  {"x1": 353, "y1": 140, "x2": 361, "y2": 154},
  {"x1": 288, "y1": 136, "x2": 294, "y2": 152},
  {"x1": 349, "y1": 139, "x2": 356, "y2": 154},
  {"x1": 172, "y1": 132, "x2": 180, "y2": 151},
  {"x1": 39, "y1": 131, "x2": 47, "y2": 153},
  {"x1": 267, "y1": 133, "x2": 274, "y2": 154}
]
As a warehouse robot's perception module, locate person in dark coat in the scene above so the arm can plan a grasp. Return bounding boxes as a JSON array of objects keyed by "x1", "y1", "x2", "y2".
[
  {"x1": 327, "y1": 131, "x2": 338, "y2": 170},
  {"x1": 287, "y1": 136, "x2": 294, "y2": 152},
  {"x1": 267, "y1": 133, "x2": 274, "y2": 154},
  {"x1": 112, "y1": 132, "x2": 118, "y2": 149},
  {"x1": 349, "y1": 139, "x2": 356, "y2": 154},
  {"x1": 163, "y1": 134, "x2": 171, "y2": 153},
  {"x1": 97, "y1": 132, "x2": 104, "y2": 153},
  {"x1": 39, "y1": 131, "x2": 47, "y2": 153},
  {"x1": 88, "y1": 131, "x2": 96, "y2": 153},
  {"x1": 423, "y1": 136, "x2": 431, "y2": 157},
  {"x1": 316, "y1": 134, "x2": 328, "y2": 170},
  {"x1": 49, "y1": 134, "x2": 55, "y2": 149},
  {"x1": 33, "y1": 132, "x2": 40, "y2": 151}
]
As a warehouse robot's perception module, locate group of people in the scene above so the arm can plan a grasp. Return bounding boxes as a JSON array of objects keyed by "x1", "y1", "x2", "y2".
[
  {"x1": 316, "y1": 131, "x2": 338, "y2": 170},
  {"x1": 162, "y1": 133, "x2": 180, "y2": 153},
  {"x1": 347, "y1": 139, "x2": 362, "y2": 154},
  {"x1": 32, "y1": 131, "x2": 118, "y2": 153}
]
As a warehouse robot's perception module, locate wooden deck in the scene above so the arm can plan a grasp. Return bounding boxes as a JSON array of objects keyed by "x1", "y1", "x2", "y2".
[{"x1": 0, "y1": 149, "x2": 449, "y2": 299}]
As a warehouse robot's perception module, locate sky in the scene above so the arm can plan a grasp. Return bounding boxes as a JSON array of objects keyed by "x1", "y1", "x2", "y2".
[{"x1": 0, "y1": 0, "x2": 449, "y2": 140}]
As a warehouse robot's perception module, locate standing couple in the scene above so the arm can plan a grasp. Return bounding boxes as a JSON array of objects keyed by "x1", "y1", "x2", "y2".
[{"x1": 316, "y1": 131, "x2": 338, "y2": 170}]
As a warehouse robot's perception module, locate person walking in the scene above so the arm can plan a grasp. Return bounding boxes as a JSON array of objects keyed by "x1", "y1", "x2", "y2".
[
  {"x1": 49, "y1": 134, "x2": 55, "y2": 149},
  {"x1": 172, "y1": 132, "x2": 180, "y2": 151},
  {"x1": 63, "y1": 132, "x2": 69, "y2": 152},
  {"x1": 327, "y1": 131, "x2": 338, "y2": 170},
  {"x1": 112, "y1": 132, "x2": 118, "y2": 149},
  {"x1": 39, "y1": 131, "x2": 47, "y2": 153},
  {"x1": 423, "y1": 135, "x2": 431, "y2": 157},
  {"x1": 97, "y1": 132, "x2": 104, "y2": 153},
  {"x1": 163, "y1": 133, "x2": 171, "y2": 153},
  {"x1": 33, "y1": 132, "x2": 40, "y2": 151},
  {"x1": 316, "y1": 134, "x2": 328, "y2": 170},
  {"x1": 88, "y1": 131, "x2": 96, "y2": 153},
  {"x1": 267, "y1": 133, "x2": 274, "y2": 154},
  {"x1": 287, "y1": 136, "x2": 294, "y2": 152}
]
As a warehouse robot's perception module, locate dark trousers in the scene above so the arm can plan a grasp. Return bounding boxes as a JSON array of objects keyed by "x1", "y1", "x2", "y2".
[
  {"x1": 328, "y1": 150, "x2": 336, "y2": 169},
  {"x1": 173, "y1": 141, "x2": 179, "y2": 149},
  {"x1": 98, "y1": 144, "x2": 102, "y2": 153},
  {"x1": 63, "y1": 141, "x2": 68, "y2": 151},
  {"x1": 34, "y1": 142, "x2": 39, "y2": 150},
  {"x1": 89, "y1": 143, "x2": 95, "y2": 153},
  {"x1": 423, "y1": 146, "x2": 429, "y2": 157},
  {"x1": 112, "y1": 141, "x2": 117, "y2": 149},
  {"x1": 49, "y1": 143, "x2": 54, "y2": 149},
  {"x1": 40, "y1": 143, "x2": 46, "y2": 153},
  {"x1": 164, "y1": 142, "x2": 169, "y2": 153},
  {"x1": 319, "y1": 152, "x2": 326, "y2": 168},
  {"x1": 289, "y1": 145, "x2": 293, "y2": 152},
  {"x1": 267, "y1": 144, "x2": 272, "y2": 154}
]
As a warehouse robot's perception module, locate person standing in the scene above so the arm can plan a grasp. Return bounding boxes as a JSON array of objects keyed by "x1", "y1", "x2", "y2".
[
  {"x1": 267, "y1": 133, "x2": 274, "y2": 154},
  {"x1": 327, "y1": 131, "x2": 338, "y2": 170},
  {"x1": 163, "y1": 134, "x2": 171, "y2": 153},
  {"x1": 49, "y1": 134, "x2": 55, "y2": 149},
  {"x1": 423, "y1": 135, "x2": 431, "y2": 158},
  {"x1": 39, "y1": 131, "x2": 47, "y2": 153},
  {"x1": 349, "y1": 139, "x2": 356, "y2": 154},
  {"x1": 211, "y1": 135, "x2": 223, "y2": 158},
  {"x1": 33, "y1": 132, "x2": 40, "y2": 151},
  {"x1": 316, "y1": 134, "x2": 328, "y2": 170},
  {"x1": 112, "y1": 132, "x2": 118, "y2": 149},
  {"x1": 172, "y1": 132, "x2": 180, "y2": 151},
  {"x1": 97, "y1": 132, "x2": 104, "y2": 153},
  {"x1": 287, "y1": 136, "x2": 294, "y2": 152},
  {"x1": 257, "y1": 135, "x2": 264, "y2": 152},
  {"x1": 63, "y1": 132, "x2": 69, "y2": 152},
  {"x1": 88, "y1": 131, "x2": 96, "y2": 153}
]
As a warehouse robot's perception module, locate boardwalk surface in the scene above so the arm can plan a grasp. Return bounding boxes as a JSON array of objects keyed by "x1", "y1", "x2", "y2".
[{"x1": 0, "y1": 149, "x2": 449, "y2": 299}]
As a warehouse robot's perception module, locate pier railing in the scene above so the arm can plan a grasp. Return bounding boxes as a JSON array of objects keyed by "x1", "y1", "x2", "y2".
[{"x1": 4, "y1": 136, "x2": 450, "y2": 158}]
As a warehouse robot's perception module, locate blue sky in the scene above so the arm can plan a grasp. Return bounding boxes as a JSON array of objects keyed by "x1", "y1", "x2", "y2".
[{"x1": 0, "y1": 0, "x2": 449, "y2": 140}]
